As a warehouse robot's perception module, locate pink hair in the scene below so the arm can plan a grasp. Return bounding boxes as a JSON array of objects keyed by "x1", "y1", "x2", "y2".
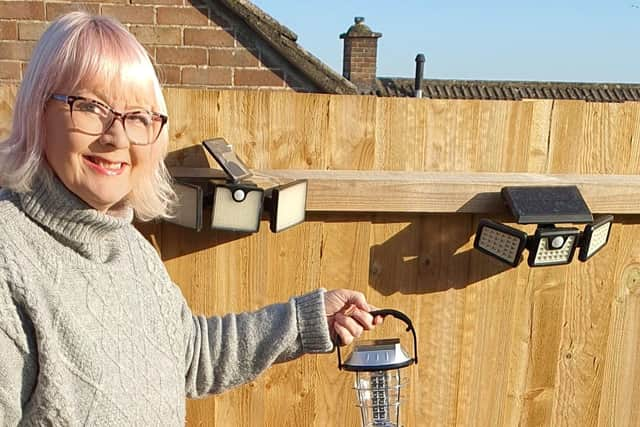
[{"x1": 0, "y1": 11, "x2": 175, "y2": 220}]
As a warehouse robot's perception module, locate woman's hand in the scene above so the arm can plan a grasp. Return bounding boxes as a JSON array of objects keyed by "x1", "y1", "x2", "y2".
[{"x1": 324, "y1": 289, "x2": 384, "y2": 346}]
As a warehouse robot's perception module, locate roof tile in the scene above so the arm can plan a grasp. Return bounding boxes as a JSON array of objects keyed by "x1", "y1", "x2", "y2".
[{"x1": 375, "y1": 78, "x2": 640, "y2": 102}]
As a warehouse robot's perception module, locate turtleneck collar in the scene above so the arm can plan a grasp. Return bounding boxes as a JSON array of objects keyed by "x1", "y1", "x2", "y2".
[{"x1": 19, "y1": 170, "x2": 134, "y2": 245}]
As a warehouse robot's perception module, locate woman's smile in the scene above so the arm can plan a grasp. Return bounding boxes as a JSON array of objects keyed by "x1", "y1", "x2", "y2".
[{"x1": 83, "y1": 155, "x2": 129, "y2": 176}]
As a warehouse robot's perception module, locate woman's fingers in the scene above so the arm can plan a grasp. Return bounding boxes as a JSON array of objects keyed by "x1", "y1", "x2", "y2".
[
  {"x1": 333, "y1": 312, "x2": 367, "y2": 345},
  {"x1": 334, "y1": 323, "x2": 353, "y2": 345},
  {"x1": 348, "y1": 308, "x2": 376, "y2": 331}
]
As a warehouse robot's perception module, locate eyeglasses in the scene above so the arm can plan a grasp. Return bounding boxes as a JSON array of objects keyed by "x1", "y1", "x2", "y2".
[{"x1": 50, "y1": 94, "x2": 168, "y2": 145}]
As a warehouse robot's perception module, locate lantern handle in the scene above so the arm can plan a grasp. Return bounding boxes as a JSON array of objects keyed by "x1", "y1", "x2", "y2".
[
  {"x1": 370, "y1": 309, "x2": 418, "y2": 365},
  {"x1": 336, "y1": 308, "x2": 418, "y2": 369}
]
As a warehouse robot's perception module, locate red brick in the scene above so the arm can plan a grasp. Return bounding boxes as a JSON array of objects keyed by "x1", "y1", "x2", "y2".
[
  {"x1": 0, "y1": 1, "x2": 44, "y2": 19},
  {"x1": 209, "y1": 49, "x2": 258, "y2": 67},
  {"x1": 18, "y1": 22, "x2": 47, "y2": 41},
  {"x1": 234, "y1": 69, "x2": 284, "y2": 88},
  {"x1": 155, "y1": 64, "x2": 181, "y2": 85},
  {"x1": 184, "y1": 28, "x2": 234, "y2": 47},
  {"x1": 182, "y1": 67, "x2": 231, "y2": 86},
  {"x1": 156, "y1": 46, "x2": 206, "y2": 65},
  {"x1": 0, "y1": 41, "x2": 35, "y2": 61},
  {"x1": 130, "y1": 25, "x2": 181, "y2": 45},
  {"x1": 142, "y1": 45, "x2": 155, "y2": 61},
  {"x1": 101, "y1": 5, "x2": 155, "y2": 25},
  {"x1": 157, "y1": 6, "x2": 209, "y2": 26},
  {"x1": 46, "y1": 3, "x2": 99, "y2": 20},
  {"x1": 0, "y1": 60, "x2": 20, "y2": 80},
  {"x1": 0, "y1": 21, "x2": 17, "y2": 40}
]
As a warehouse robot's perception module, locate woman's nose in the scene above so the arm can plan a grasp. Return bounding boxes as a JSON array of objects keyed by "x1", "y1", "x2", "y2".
[{"x1": 99, "y1": 116, "x2": 130, "y2": 148}]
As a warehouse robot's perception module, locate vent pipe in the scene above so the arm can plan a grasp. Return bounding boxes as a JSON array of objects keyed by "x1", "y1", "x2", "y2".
[{"x1": 414, "y1": 54, "x2": 425, "y2": 98}]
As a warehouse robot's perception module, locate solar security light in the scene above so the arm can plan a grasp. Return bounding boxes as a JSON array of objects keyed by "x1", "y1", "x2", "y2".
[
  {"x1": 263, "y1": 179, "x2": 308, "y2": 233},
  {"x1": 337, "y1": 309, "x2": 418, "y2": 427},
  {"x1": 474, "y1": 219, "x2": 528, "y2": 267},
  {"x1": 166, "y1": 138, "x2": 309, "y2": 234},
  {"x1": 578, "y1": 215, "x2": 614, "y2": 262},
  {"x1": 210, "y1": 182, "x2": 264, "y2": 233},
  {"x1": 473, "y1": 186, "x2": 613, "y2": 268},
  {"x1": 203, "y1": 138, "x2": 308, "y2": 234}
]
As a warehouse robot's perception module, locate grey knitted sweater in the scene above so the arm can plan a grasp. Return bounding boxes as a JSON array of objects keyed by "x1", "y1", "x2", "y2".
[{"x1": 0, "y1": 175, "x2": 333, "y2": 426}]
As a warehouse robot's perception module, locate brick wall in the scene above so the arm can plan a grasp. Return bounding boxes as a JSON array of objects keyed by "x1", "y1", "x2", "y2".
[{"x1": 0, "y1": 0, "x2": 318, "y2": 91}]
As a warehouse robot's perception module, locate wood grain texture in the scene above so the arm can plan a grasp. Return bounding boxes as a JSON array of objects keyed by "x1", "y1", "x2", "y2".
[{"x1": 2, "y1": 85, "x2": 640, "y2": 426}]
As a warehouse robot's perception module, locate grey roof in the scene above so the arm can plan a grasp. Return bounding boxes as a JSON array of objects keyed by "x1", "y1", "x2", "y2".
[
  {"x1": 212, "y1": 0, "x2": 357, "y2": 94},
  {"x1": 374, "y1": 78, "x2": 640, "y2": 102}
]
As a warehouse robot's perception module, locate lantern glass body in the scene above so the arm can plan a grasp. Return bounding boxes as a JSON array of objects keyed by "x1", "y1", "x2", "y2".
[{"x1": 354, "y1": 369, "x2": 405, "y2": 427}]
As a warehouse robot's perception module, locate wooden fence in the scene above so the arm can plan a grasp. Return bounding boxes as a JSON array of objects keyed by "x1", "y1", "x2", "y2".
[{"x1": 1, "y1": 85, "x2": 640, "y2": 426}]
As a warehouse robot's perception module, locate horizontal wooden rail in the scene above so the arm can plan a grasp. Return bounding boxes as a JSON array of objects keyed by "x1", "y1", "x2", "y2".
[{"x1": 169, "y1": 168, "x2": 640, "y2": 214}]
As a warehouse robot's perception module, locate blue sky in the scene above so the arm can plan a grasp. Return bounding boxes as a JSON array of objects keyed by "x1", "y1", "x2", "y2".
[{"x1": 251, "y1": 1, "x2": 640, "y2": 83}]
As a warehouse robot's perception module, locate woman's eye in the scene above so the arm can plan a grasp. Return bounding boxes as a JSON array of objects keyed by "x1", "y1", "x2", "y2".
[
  {"x1": 127, "y1": 113, "x2": 152, "y2": 127},
  {"x1": 76, "y1": 101, "x2": 107, "y2": 116}
]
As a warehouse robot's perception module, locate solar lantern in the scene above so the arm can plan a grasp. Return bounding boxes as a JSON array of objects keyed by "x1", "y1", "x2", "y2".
[
  {"x1": 337, "y1": 309, "x2": 418, "y2": 427},
  {"x1": 473, "y1": 186, "x2": 614, "y2": 267}
]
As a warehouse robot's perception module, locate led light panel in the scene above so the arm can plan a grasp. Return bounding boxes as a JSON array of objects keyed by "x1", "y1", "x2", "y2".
[
  {"x1": 211, "y1": 184, "x2": 264, "y2": 232},
  {"x1": 266, "y1": 180, "x2": 308, "y2": 233},
  {"x1": 528, "y1": 227, "x2": 580, "y2": 266},
  {"x1": 473, "y1": 219, "x2": 528, "y2": 267},
  {"x1": 578, "y1": 215, "x2": 614, "y2": 262}
]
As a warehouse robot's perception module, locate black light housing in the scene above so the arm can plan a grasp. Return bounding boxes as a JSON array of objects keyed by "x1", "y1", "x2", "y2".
[
  {"x1": 167, "y1": 181, "x2": 204, "y2": 231},
  {"x1": 168, "y1": 181, "x2": 203, "y2": 231}
]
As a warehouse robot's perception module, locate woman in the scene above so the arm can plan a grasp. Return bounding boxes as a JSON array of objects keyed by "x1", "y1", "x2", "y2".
[{"x1": 0, "y1": 12, "x2": 381, "y2": 425}]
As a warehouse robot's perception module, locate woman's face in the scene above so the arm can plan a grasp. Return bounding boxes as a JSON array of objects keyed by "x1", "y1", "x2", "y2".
[{"x1": 44, "y1": 87, "x2": 157, "y2": 212}]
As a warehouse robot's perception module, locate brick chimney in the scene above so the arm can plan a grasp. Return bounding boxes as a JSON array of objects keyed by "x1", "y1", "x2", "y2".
[{"x1": 340, "y1": 17, "x2": 382, "y2": 92}]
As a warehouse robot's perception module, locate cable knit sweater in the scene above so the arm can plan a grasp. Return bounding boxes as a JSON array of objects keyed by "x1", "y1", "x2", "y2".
[{"x1": 0, "y1": 174, "x2": 333, "y2": 426}]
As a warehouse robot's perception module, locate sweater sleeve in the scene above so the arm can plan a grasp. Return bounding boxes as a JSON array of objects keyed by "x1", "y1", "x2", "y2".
[{"x1": 182, "y1": 288, "x2": 334, "y2": 398}]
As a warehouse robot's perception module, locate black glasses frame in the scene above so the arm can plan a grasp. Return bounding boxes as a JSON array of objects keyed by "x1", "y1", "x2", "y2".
[{"x1": 50, "y1": 94, "x2": 168, "y2": 145}]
